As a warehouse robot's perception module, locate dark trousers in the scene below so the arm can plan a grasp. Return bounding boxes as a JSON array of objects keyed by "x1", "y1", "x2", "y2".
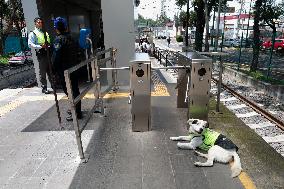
[
  {"x1": 60, "y1": 74, "x2": 82, "y2": 116},
  {"x1": 37, "y1": 53, "x2": 51, "y2": 88}
]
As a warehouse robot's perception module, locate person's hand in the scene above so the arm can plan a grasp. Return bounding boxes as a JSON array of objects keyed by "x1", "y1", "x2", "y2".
[{"x1": 41, "y1": 44, "x2": 47, "y2": 49}]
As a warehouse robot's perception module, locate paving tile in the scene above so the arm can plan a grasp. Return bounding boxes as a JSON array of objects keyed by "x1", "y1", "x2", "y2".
[
  {"x1": 13, "y1": 159, "x2": 44, "y2": 178},
  {"x1": 142, "y1": 172, "x2": 176, "y2": 189},
  {"x1": 174, "y1": 173, "x2": 210, "y2": 189}
]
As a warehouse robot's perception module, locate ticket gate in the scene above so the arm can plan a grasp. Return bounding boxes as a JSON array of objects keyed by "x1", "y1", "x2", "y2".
[
  {"x1": 129, "y1": 53, "x2": 151, "y2": 132},
  {"x1": 177, "y1": 52, "x2": 212, "y2": 121}
]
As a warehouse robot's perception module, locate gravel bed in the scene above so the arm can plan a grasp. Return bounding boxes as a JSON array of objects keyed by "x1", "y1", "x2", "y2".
[
  {"x1": 269, "y1": 142, "x2": 284, "y2": 155},
  {"x1": 239, "y1": 115, "x2": 268, "y2": 124},
  {"x1": 255, "y1": 126, "x2": 284, "y2": 137},
  {"x1": 231, "y1": 107, "x2": 253, "y2": 114}
]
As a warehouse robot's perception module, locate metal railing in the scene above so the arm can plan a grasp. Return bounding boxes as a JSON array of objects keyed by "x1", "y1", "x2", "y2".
[{"x1": 64, "y1": 47, "x2": 117, "y2": 162}]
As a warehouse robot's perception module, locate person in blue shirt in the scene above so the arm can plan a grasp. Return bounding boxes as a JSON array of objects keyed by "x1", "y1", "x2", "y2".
[
  {"x1": 51, "y1": 17, "x2": 82, "y2": 121},
  {"x1": 28, "y1": 17, "x2": 51, "y2": 94}
]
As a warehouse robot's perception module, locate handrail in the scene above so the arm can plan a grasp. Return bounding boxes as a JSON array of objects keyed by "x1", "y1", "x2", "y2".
[{"x1": 64, "y1": 47, "x2": 117, "y2": 162}]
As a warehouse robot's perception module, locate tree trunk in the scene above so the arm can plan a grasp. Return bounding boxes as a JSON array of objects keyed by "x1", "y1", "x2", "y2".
[
  {"x1": 251, "y1": 0, "x2": 262, "y2": 72},
  {"x1": 204, "y1": 0, "x2": 209, "y2": 52},
  {"x1": 194, "y1": 0, "x2": 205, "y2": 52}
]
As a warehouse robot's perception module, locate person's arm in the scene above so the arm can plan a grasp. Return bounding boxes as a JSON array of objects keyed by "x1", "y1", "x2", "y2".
[{"x1": 28, "y1": 32, "x2": 42, "y2": 50}]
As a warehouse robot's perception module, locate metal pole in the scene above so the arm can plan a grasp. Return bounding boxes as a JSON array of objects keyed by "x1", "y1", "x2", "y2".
[
  {"x1": 39, "y1": 0, "x2": 62, "y2": 127},
  {"x1": 245, "y1": 0, "x2": 252, "y2": 48},
  {"x1": 216, "y1": 57, "x2": 223, "y2": 112},
  {"x1": 214, "y1": 0, "x2": 222, "y2": 52},
  {"x1": 220, "y1": 11, "x2": 226, "y2": 52},
  {"x1": 267, "y1": 29, "x2": 276, "y2": 78},
  {"x1": 211, "y1": 10, "x2": 216, "y2": 46},
  {"x1": 185, "y1": 0, "x2": 189, "y2": 47},
  {"x1": 238, "y1": 32, "x2": 244, "y2": 71}
]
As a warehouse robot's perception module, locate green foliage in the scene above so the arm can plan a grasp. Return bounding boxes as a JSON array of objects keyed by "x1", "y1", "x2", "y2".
[
  {"x1": 179, "y1": 10, "x2": 197, "y2": 28},
  {"x1": 259, "y1": 0, "x2": 284, "y2": 29},
  {"x1": 176, "y1": 35, "x2": 183, "y2": 42},
  {"x1": 0, "y1": 55, "x2": 10, "y2": 65},
  {"x1": 245, "y1": 70, "x2": 284, "y2": 85}
]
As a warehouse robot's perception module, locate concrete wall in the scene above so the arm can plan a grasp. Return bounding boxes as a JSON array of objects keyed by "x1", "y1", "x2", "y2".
[
  {"x1": 102, "y1": 0, "x2": 135, "y2": 85},
  {"x1": 22, "y1": 0, "x2": 41, "y2": 87}
]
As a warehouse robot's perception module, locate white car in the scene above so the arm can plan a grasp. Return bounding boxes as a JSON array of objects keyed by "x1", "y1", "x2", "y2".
[{"x1": 220, "y1": 39, "x2": 240, "y2": 47}]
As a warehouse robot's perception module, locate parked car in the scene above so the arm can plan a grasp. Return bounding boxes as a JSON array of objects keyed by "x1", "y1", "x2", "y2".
[
  {"x1": 8, "y1": 51, "x2": 33, "y2": 66},
  {"x1": 220, "y1": 39, "x2": 240, "y2": 47},
  {"x1": 262, "y1": 39, "x2": 284, "y2": 51}
]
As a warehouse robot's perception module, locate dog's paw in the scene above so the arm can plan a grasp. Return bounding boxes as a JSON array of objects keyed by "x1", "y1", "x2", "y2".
[
  {"x1": 170, "y1": 137, "x2": 179, "y2": 141},
  {"x1": 194, "y1": 162, "x2": 202, "y2": 167}
]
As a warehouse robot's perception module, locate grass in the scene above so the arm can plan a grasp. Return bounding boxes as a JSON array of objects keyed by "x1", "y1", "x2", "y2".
[
  {"x1": 243, "y1": 70, "x2": 284, "y2": 85},
  {"x1": 0, "y1": 55, "x2": 10, "y2": 65}
]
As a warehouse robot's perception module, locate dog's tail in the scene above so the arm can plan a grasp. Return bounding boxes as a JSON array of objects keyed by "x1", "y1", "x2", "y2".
[{"x1": 231, "y1": 151, "x2": 242, "y2": 178}]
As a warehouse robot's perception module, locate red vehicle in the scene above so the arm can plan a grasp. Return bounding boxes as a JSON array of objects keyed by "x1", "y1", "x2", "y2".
[
  {"x1": 262, "y1": 39, "x2": 284, "y2": 51},
  {"x1": 8, "y1": 51, "x2": 33, "y2": 66}
]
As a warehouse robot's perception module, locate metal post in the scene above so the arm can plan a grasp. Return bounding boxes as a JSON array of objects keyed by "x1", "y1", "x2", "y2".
[
  {"x1": 216, "y1": 57, "x2": 223, "y2": 112},
  {"x1": 85, "y1": 49, "x2": 91, "y2": 82},
  {"x1": 221, "y1": 12, "x2": 226, "y2": 52},
  {"x1": 267, "y1": 30, "x2": 276, "y2": 78},
  {"x1": 185, "y1": 0, "x2": 189, "y2": 47},
  {"x1": 238, "y1": 32, "x2": 244, "y2": 71},
  {"x1": 211, "y1": 10, "x2": 216, "y2": 46},
  {"x1": 64, "y1": 71, "x2": 85, "y2": 160}
]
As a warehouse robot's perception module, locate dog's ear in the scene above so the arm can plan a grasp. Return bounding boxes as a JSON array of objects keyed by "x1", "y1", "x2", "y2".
[
  {"x1": 187, "y1": 119, "x2": 198, "y2": 124},
  {"x1": 192, "y1": 120, "x2": 198, "y2": 124}
]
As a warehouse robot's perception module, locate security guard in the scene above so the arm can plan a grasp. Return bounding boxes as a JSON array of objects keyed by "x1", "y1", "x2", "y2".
[
  {"x1": 28, "y1": 17, "x2": 51, "y2": 94},
  {"x1": 51, "y1": 17, "x2": 82, "y2": 121}
]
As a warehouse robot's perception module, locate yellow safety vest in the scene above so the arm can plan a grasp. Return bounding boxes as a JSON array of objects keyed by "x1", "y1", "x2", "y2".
[{"x1": 33, "y1": 29, "x2": 50, "y2": 45}]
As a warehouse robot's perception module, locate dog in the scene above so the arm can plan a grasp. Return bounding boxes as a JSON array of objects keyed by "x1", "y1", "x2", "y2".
[{"x1": 170, "y1": 119, "x2": 242, "y2": 178}]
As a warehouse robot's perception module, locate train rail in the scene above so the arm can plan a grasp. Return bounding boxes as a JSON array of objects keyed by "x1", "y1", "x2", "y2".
[{"x1": 212, "y1": 77, "x2": 284, "y2": 131}]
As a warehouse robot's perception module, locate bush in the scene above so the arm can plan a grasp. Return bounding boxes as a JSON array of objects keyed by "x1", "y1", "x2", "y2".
[
  {"x1": 0, "y1": 55, "x2": 10, "y2": 65},
  {"x1": 176, "y1": 35, "x2": 183, "y2": 42}
]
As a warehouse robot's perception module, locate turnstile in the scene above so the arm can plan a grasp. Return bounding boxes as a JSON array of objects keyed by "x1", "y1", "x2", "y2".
[
  {"x1": 130, "y1": 53, "x2": 151, "y2": 132},
  {"x1": 177, "y1": 52, "x2": 212, "y2": 121}
]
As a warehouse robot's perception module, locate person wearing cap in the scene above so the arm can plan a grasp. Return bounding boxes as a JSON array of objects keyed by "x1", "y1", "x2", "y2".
[
  {"x1": 51, "y1": 17, "x2": 82, "y2": 121},
  {"x1": 28, "y1": 17, "x2": 51, "y2": 94}
]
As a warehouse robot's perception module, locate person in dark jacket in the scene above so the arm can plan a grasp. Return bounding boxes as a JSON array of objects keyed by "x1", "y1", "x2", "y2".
[{"x1": 51, "y1": 17, "x2": 82, "y2": 121}]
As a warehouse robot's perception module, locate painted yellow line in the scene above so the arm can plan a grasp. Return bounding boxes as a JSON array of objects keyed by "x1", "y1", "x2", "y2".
[
  {"x1": 0, "y1": 100, "x2": 25, "y2": 117},
  {"x1": 238, "y1": 172, "x2": 257, "y2": 189},
  {"x1": 229, "y1": 162, "x2": 256, "y2": 189}
]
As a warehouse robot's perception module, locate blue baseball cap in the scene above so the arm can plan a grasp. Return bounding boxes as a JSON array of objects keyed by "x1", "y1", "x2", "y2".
[{"x1": 53, "y1": 17, "x2": 67, "y2": 29}]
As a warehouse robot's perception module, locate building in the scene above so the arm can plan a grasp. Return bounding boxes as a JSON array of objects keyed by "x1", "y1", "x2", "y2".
[{"x1": 21, "y1": 0, "x2": 135, "y2": 87}]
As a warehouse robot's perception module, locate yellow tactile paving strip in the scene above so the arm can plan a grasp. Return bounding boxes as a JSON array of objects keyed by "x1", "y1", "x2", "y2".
[
  {"x1": 0, "y1": 95, "x2": 59, "y2": 117},
  {"x1": 151, "y1": 71, "x2": 170, "y2": 96}
]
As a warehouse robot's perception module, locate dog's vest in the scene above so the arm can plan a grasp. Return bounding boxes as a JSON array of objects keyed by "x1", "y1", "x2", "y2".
[{"x1": 189, "y1": 128, "x2": 238, "y2": 151}]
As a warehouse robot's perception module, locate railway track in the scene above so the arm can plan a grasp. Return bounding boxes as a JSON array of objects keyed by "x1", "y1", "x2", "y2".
[{"x1": 212, "y1": 78, "x2": 284, "y2": 131}]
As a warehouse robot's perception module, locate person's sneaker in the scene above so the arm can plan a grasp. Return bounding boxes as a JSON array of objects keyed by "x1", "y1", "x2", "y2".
[
  {"x1": 66, "y1": 113, "x2": 83, "y2": 121},
  {"x1": 41, "y1": 88, "x2": 51, "y2": 94}
]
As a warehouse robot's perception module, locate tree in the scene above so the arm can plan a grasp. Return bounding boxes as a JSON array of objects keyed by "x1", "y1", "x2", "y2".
[
  {"x1": 0, "y1": 0, "x2": 25, "y2": 54},
  {"x1": 176, "y1": 0, "x2": 225, "y2": 51},
  {"x1": 250, "y1": 0, "x2": 284, "y2": 72}
]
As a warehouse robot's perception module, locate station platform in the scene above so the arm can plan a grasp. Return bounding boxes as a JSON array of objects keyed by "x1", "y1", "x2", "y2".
[{"x1": 0, "y1": 61, "x2": 283, "y2": 189}]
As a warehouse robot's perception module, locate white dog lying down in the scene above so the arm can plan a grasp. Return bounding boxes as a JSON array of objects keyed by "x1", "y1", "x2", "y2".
[{"x1": 170, "y1": 119, "x2": 242, "y2": 178}]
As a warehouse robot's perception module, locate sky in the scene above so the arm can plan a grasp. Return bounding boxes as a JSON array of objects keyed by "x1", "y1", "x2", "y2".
[
  {"x1": 136, "y1": 0, "x2": 180, "y2": 20},
  {"x1": 136, "y1": 0, "x2": 284, "y2": 20}
]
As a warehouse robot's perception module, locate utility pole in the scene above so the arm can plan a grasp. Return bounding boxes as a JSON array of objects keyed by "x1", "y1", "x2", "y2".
[
  {"x1": 204, "y1": 0, "x2": 210, "y2": 51},
  {"x1": 214, "y1": 0, "x2": 222, "y2": 52}
]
